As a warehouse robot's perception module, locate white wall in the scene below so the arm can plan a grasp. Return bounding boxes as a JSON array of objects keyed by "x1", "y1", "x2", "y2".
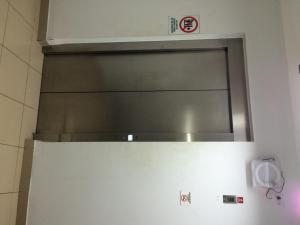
[
  {"x1": 29, "y1": 0, "x2": 300, "y2": 225},
  {"x1": 27, "y1": 142, "x2": 297, "y2": 225},
  {"x1": 281, "y1": 0, "x2": 300, "y2": 161}
]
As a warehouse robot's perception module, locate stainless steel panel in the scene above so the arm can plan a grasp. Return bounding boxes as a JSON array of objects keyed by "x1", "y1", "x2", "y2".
[
  {"x1": 36, "y1": 38, "x2": 252, "y2": 142},
  {"x1": 43, "y1": 39, "x2": 228, "y2": 53},
  {"x1": 37, "y1": 91, "x2": 231, "y2": 136},
  {"x1": 42, "y1": 50, "x2": 228, "y2": 92},
  {"x1": 227, "y1": 39, "x2": 253, "y2": 141},
  {"x1": 33, "y1": 132, "x2": 234, "y2": 142}
]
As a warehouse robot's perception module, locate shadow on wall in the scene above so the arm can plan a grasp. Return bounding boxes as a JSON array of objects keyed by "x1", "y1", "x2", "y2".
[{"x1": 16, "y1": 140, "x2": 34, "y2": 225}]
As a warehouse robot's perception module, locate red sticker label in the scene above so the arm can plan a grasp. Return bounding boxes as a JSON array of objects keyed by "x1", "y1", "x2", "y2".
[
  {"x1": 179, "y1": 16, "x2": 199, "y2": 33},
  {"x1": 236, "y1": 197, "x2": 244, "y2": 204}
]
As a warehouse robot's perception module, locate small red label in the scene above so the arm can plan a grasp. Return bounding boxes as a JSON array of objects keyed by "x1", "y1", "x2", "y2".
[{"x1": 236, "y1": 197, "x2": 244, "y2": 204}]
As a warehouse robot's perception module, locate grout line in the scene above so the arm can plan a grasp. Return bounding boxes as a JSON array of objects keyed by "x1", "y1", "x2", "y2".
[
  {"x1": 0, "y1": 192, "x2": 19, "y2": 195},
  {"x1": 27, "y1": 15, "x2": 36, "y2": 71},
  {"x1": 0, "y1": 45, "x2": 2, "y2": 64},
  {"x1": 11, "y1": 142, "x2": 22, "y2": 194},
  {"x1": 0, "y1": 93, "x2": 38, "y2": 111},
  {"x1": 0, "y1": 90, "x2": 23, "y2": 105},
  {"x1": 17, "y1": 103, "x2": 26, "y2": 149},
  {"x1": 0, "y1": 142, "x2": 21, "y2": 149},
  {"x1": 0, "y1": 0, "x2": 9, "y2": 53},
  {"x1": 2, "y1": 142, "x2": 24, "y2": 209},
  {"x1": 1, "y1": 5, "x2": 43, "y2": 75},
  {"x1": 24, "y1": 103, "x2": 38, "y2": 111},
  {"x1": 0, "y1": 43, "x2": 42, "y2": 109},
  {"x1": 23, "y1": 50, "x2": 32, "y2": 106},
  {"x1": 2, "y1": 45, "x2": 43, "y2": 75},
  {"x1": 7, "y1": 2, "x2": 35, "y2": 30},
  {"x1": 26, "y1": 20, "x2": 38, "y2": 79}
]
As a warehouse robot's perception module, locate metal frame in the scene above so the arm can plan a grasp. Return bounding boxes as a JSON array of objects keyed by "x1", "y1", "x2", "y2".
[
  {"x1": 37, "y1": 38, "x2": 253, "y2": 142},
  {"x1": 37, "y1": 0, "x2": 50, "y2": 45},
  {"x1": 227, "y1": 39, "x2": 253, "y2": 141},
  {"x1": 33, "y1": 133, "x2": 234, "y2": 142},
  {"x1": 43, "y1": 39, "x2": 228, "y2": 53}
]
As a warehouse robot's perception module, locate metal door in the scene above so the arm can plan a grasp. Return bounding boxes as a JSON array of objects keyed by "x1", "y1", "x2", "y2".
[{"x1": 36, "y1": 39, "x2": 252, "y2": 142}]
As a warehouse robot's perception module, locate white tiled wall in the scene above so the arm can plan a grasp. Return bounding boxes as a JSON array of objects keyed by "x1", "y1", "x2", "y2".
[{"x1": 0, "y1": 0, "x2": 43, "y2": 224}]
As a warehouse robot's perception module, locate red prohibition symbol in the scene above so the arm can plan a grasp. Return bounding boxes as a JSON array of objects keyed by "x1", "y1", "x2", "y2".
[{"x1": 179, "y1": 16, "x2": 199, "y2": 33}]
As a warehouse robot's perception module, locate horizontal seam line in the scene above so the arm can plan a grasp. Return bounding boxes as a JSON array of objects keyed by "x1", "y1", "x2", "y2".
[{"x1": 40, "y1": 89, "x2": 230, "y2": 94}]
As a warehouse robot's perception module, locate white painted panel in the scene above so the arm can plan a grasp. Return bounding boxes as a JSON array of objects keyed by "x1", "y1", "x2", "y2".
[
  {"x1": 46, "y1": 0, "x2": 277, "y2": 42},
  {"x1": 27, "y1": 142, "x2": 298, "y2": 225},
  {"x1": 281, "y1": 0, "x2": 300, "y2": 160},
  {"x1": 31, "y1": 1, "x2": 300, "y2": 224}
]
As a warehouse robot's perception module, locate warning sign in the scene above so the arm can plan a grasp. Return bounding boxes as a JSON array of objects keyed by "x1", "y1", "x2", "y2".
[{"x1": 169, "y1": 15, "x2": 200, "y2": 35}]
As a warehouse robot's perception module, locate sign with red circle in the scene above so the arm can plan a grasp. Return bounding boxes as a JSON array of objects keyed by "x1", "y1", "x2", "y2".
[
  {"x1": 179, "y1": 16, "x2": 199, "y2": 33},
  {"x1": 169, "y1": 15, "x2": 200, "y2": 35}
]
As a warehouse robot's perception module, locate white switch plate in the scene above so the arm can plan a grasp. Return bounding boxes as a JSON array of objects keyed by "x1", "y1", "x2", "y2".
[{"x1": 180, "y1": 191, "x2": 191, "y2": 206}]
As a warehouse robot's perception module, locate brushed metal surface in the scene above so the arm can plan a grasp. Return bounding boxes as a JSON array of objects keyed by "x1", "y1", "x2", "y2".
[
  {"x1": 43, "y1": 39, "x2": 228, "y2": 53},
  {"x1": 37, "y1": 91, "x2": 231, "y2": 134},
  {"x1": 36, "y1": 38, "x2": 252, "y2": 142},
  {"x1": 227, "y1": 39, "x2": 253, "y2": 141},
  {"x1": 33, "y1": 132, "x2": 234, "y2": 142},
  {"x1": 41, "y1": 50, "x2": 228, "y2": 92}
]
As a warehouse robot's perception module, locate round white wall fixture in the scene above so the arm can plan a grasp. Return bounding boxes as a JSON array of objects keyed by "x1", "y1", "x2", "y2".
[{"x1": 251, "y1": 160, "x2": 281, "y2": 188}]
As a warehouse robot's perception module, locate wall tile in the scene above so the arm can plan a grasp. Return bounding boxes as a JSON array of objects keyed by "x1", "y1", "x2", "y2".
[
  {"x1": 4, "y1": 7, "x2": 33, "y2": 63},
  {"x1": 0, "y1": 48, "x2": 28, "y2": 102},
  {"x1": 33, "y1": 0, "x2": 41, "y2": 31},
  {"x1": 0, "y1": 95, "x2": 23, "y2": 146},
  {"x1": 0, "y1": 2, "x2": 42, "y2": 225},
  {"x1": 13, "y1": 148, "x2": 24, "y2": 192},
  {"x1": 10, "y1": 0, "x2": 39, "y2": 26},
  {"x1": 0, "y1": 194, "x2": 11, "y2": 225},
  {"x1": 0, "y1": 144, "x2": 18, "y2": 193},
  {"x1": 18, "y1": 141, "x2": 33, "y2": 193},
  {"x1": 9, "y1": 193, "x2": 18, "y2": 225},
  {"x1": 19, "y1": 106, "x2": 37, "y2": 147},
  {"x1": 29, "y1": 31, "x2": 43, "y2": 73},
  {"x1": 25, "y1": 68, "x2": 41, "y2": 109},
  {"x1": 0, "y1": 0, "x2": 8, "y2": 44}
]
